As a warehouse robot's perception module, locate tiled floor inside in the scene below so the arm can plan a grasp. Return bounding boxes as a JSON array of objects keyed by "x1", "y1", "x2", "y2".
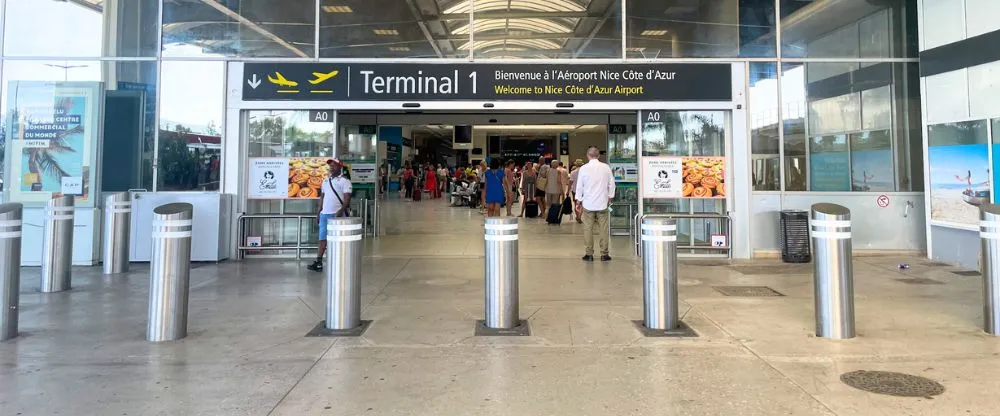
[{"x1": 1, "y1": 198, "x2": 998, "y2": 415}]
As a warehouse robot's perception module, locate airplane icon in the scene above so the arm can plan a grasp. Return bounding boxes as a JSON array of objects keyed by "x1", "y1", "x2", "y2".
[
  {"x1": 308, "y1": 70, "x2": 340, "y2": 85},
  {"x1": 267, "y1": 72, "x2": 298, "y2": 87}
]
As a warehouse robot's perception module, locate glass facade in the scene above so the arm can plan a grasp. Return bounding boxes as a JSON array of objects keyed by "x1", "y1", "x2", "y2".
[{"x1": 0, "y1": 0, "x2": 919, "y2": 195}]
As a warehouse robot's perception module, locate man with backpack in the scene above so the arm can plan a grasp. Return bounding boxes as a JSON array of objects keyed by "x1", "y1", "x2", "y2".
[{"x1": 308, "y1": 159, "x2": 352, "y2": 272}]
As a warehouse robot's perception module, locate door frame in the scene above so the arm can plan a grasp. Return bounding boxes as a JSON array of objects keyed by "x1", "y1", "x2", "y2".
[{"x1": 222, "y1": 62, "x2": 751, "y2": 259}]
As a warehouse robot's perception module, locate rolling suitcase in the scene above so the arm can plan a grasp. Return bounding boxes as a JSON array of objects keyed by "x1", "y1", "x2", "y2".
[
  {"x1": 547, "y1": 202, "x2": 563, "y2": 224},
  {"x1": 525, "y1": 201, "x2": 539, "y2": 218},
  {"x1": 413, "y1": 188, "x2": 422, "y2": 201}
]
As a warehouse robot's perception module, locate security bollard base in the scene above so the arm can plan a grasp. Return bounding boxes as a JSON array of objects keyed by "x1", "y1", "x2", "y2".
[
  {"x1": 475, "y1": 320, "x2": 530, "y2": 336},
  {"x1": 632, "y1": 320, "x2": 699, "y2": 338},
  {"x1": 305, "y1": 320, "x2": 372, "y2": 337}
]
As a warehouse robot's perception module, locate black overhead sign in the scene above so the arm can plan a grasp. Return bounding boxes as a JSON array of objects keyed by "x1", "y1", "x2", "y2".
[{"x1": 242, "y1": 63, "x2": 732, "y2": 102}]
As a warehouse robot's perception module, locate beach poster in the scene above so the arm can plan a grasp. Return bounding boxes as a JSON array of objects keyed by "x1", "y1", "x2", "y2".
[
  {"x1": 4, "y1": 81, "x2": 102, "y2": 207},
  {"x1": 809, "y1": 135, "x2": 850, "y2": 191},
  {"x1": 850, "y1": 131, "x2": 894, "y2": 192},
  {"x1": 927, "y1": 121, "x2": 989, "y2": 226}
]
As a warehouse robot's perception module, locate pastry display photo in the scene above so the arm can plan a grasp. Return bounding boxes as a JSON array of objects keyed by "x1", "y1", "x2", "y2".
[
  {"x1": 681, "y1": 157, "x2": 725, "y2": 198},
  {"x1": 287, "y1": 157, "x2": 329, "y2": 199}
]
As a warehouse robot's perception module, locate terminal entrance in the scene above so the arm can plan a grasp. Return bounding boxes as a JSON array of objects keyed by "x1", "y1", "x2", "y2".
[
  {"x1": 236, "y1": 110, "x2": 733, "y2": 259},
  {"x1": 227, "y1": 61, "x2": 747, "y2": 259}
]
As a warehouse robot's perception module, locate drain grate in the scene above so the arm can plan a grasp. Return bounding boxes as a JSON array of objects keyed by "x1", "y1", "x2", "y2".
[
  {"x1": 713, "y1": 286, "x2": 784, "y2": 297},
  {"x1": 952, "y1": 270, "x2": 981, "y2": 277},
  {"x1": 840, "y1": 370, "x2": 945, "y2": 398},
  {"x1": 895, "y1": 278, "x2": 945, "y2": 285},
  {"x1": 728, "y1": 264, "x2": 812, "y2": 275}
]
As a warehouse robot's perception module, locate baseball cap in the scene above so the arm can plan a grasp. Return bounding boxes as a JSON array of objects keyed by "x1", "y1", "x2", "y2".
[{"x1": 326, "y1": 158, "x2": 343, "y2": 167}]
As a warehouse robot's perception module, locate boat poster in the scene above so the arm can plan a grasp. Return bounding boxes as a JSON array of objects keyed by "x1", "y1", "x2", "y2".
[{"x1": 927, "y1": 121, "x2": 990, "y2": 227}]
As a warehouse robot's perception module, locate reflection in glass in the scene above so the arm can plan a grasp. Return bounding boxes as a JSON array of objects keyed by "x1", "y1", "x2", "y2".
[
  {"x1": 158, "y1": 61, "x2": 225, "y2": 192},
  {"x1": 627, "y1": 0, "x2": 776, "y2": 58},
  {"x1": 472, "y1": 0, "x2": 622, "y2": 59},
  {"x1": 163, "y1": 0, "x2": 315, "y2": 57},
  {"x1": 0, "y1": 60, "x2": 157, "y2": 193},
  {"x1": 779, "y1": 0, "x2": 917, "y2": 58},
  {"x1": 321, "y1": 0, "x2": 468, "y2": 58},
  {"x1": 750, "y1": 63, "x2": 779, "y2": 191},
  {"x1": 4, "y1": 0, "x2": 158, "y2": 57},
  {"x1": 849, "y1": 130, "x2": 893, "y2": 192},
  {"x1": 809, "y1": 135, "x2": 850, "y2": 191},
  {"x1": 781, "y1": 63, "x2": 807, "y2": 191}
]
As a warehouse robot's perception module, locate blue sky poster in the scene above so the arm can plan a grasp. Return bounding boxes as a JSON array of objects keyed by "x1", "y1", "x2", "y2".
[
  {"x1": 850, "y1": 149, "x2": 894, "y2": 191},
  {"x1": 809, "y1": 151, "x2": 851, "y2": 191},
  {"x1": 928, "y1": 144, "x2": 989, "y2": 226}
]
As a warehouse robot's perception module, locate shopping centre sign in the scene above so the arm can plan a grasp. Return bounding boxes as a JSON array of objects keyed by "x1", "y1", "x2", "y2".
[{"x1": 241, "y1": 63, "x2": 732, "y2": 102}]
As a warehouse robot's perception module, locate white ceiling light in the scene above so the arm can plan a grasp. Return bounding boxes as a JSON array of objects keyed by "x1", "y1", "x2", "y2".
[
  {"x1": 322, "y1": 5, "x2": 353, "y2": 13},
  {"x1": 452, "y1": 18, "x2": 571, "y2": 34},
  {"x1": 640, "y1": 30, "x2": 668, "y2": 36},
  {"x1": 373, "y1": 29, "x2": 399, "y2": 35},
  {"x1": 459, "y1": 38, "x2": 562, "y2": 50},
  {"x1": 444, "y1": 0, "x2": 585, "y2": 14},
  {"x1": 389, "y1": 46, "x2": 410, "y2": 51}
]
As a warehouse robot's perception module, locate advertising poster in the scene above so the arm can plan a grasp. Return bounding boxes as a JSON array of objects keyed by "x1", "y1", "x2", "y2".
[
  {"x1": 928, "y1": 121, "x2": 990, "y2": 227},
  {"x1": 287, "y1": 157, "x2": 330, "y2": 199},
  {"x1": 4, "y1": 81, "x2": 101, "y2": 207},
  {"x1": 247, "y1": 158, "x2": 290, "y2": 199},
  {"x1": 346, "y1": 162, "x2": 377, "y2": 184},
  {"x1": 610, "y1": 161, "x2": 638, "y2": 182},
  {"x1": 849, "y1": 131, "x2": 894, "y2": 191},
  {"x1": 642, "y1": 156, "x2": 683, "y2": 198},
  {"x1": 681, "y1": 157, "x2": 726, "y2": 198}
]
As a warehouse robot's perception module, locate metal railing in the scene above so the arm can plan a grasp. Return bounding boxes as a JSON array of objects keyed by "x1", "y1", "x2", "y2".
[
  {"x1": 633, "y1": 212, "x2": 732, "y2": 257},
  {"x1": 237, "y1": 199, "x2": 378, "y2": 260}
]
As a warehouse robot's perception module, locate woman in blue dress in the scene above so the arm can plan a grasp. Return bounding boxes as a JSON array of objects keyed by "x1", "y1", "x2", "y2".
[{"x1": 483, "y1": 158, "x2": 506, "y2": 217}]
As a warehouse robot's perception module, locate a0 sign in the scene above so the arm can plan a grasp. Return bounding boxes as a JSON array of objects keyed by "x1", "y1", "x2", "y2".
[{"x1": 876, "y1": 194, "x2": 890, "y2": 208}]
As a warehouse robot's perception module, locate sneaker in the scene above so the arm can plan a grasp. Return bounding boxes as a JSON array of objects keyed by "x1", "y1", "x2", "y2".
[
  {"x1": 601, "y1": 255, "x2": 612, "y2": 262},
  {"x1": 582, "y1": 255, "x2": 594, "y2": 262},
  {"x1": 306, "y1": 260, "x2": 323, "y2": 272}
]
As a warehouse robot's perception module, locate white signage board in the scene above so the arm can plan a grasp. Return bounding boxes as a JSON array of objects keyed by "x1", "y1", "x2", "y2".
[
  {"x1": 348, "y1": 163, "x2": 378, "y2": 184},
  {"x1": 641, "y1": 156, "x2": 683, "y2": 198},
  {"x1": 61, "y1": 176, "x2": 83, "y2": 195},
  {"x1": 610, "y1": 162, "x2": 639, "y2": 182},
  {"x1": 247, "y1": 158, "x2": 290, "y2": 199}
]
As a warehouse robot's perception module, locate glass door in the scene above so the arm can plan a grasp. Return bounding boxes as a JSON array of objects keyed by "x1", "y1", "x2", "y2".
[
  {"x1": 608, "y1": 122, "x2": 638, "y2": 236},
  {"x1": 640, "y1": 110, "x2": 730, "y2": 255},
  {"x1": 243, "y1": 110, "x2": 335, "y2": 257},
  {"x1": 336, "y1": 123, "x2": 378, "y2": 235}
]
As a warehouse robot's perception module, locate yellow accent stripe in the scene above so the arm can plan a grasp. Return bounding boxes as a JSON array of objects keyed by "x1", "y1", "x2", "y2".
[
  {"x1": 310, "y1": 90, "x2": 333, "y2": 93},
  {"x1": 276, "y1": 90, "x2": 299, "y2": 93}
]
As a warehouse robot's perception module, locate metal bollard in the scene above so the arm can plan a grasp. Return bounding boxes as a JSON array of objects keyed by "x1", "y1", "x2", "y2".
[
  {"x1": 325, "y1": 217, "x2": 364, "y2": 330},
  {"x1": 103, "y1": 192, "x2": 131, "y2": 275},
  {"x1": 40, "y1": 196, "x2": 74, "y2": 293},
  {"x1": 0, "y1": 203, "x2": 23, "y2": 341},
  {"x1": 484, "y1": 217, "x2": 519, "y2": 329},
  {"x1": 810, "y1": 203, "x2": 855, "y2": 339},
  {"x1": 979, "y1": 204, "x2": 1000, "y2": 335},
  {"x1": 641, "y1": 216, "x2": 679, "y2": 330},
  {"x1": 147, "y1": 203, "x2": 193, "y2": 342}
]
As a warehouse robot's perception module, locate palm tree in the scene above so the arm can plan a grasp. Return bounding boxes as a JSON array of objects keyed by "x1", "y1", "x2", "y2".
[{"x1": 25, "y1": 124, "x2": 81, "y2": 189}]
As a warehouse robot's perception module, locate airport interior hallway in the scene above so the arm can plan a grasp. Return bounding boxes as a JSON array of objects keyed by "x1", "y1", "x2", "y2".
[{"x1": 2, "y1": 198, "x2": 999, "y2": 415}]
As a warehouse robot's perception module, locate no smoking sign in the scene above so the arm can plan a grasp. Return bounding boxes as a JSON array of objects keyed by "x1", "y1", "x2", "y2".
[{"x1": 876, "y1": 194, "x2": 890, "y2": 208}]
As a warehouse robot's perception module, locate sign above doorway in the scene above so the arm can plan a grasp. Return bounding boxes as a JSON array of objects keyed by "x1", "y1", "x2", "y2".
[{"x1": 242, "y1": 63, "x2": 732, "y2": 102}]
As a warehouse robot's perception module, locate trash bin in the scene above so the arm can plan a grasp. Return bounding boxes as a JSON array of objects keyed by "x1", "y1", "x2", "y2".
[{"x1": 779, "y1": 210, "x2": 811, "y2": 263}]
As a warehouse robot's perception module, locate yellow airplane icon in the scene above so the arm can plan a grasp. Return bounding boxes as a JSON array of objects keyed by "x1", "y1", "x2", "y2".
[
  {"x1": 267, "y1": 72, "x2": 298, "y2": 87},
  {"x1": 308, "y1": 70, "x2": 339, "y2": 85}
]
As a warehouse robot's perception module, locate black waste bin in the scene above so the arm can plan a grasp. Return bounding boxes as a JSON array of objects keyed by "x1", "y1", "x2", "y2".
[{"x1": 779, "y1": 210, "x2": 811, "y2": 263}]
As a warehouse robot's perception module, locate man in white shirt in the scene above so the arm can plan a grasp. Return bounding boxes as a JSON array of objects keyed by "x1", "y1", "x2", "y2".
[
  {"x1": 308, "y1": 159, "x2": 353, "y2": 272},
  {"x1": 574, "y1": 147, "x2": 616, "y2": 261}
]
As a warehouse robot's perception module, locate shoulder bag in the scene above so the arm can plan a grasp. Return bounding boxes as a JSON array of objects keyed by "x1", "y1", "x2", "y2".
[{"x1": 328, "y1": 177, "x2": 352, "y2": 217}]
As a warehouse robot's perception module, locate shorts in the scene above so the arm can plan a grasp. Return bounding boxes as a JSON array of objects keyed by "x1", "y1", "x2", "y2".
[
  {"x1": 534, "y1": 189, "x2": 546, "y2": 198},
  {"x1": 318, "y1": 213, "x2": 334, "y2": 240}
]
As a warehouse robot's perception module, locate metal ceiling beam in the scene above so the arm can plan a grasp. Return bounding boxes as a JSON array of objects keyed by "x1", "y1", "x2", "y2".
[
  {"x1": 65, "y1": 0, "x2": 103, "y2": 13},
  {"x1": 405, "y1": 0, "x2": 445, "y2": 58},
  {"x1": 430, "y1": 11, "x2": 597, "y2": 21},
  {"x1": 441, "y1": 32, "x2": 572, "y2": 41},
  {"x1": 573, "y1": 0, "x2": 617, "y2": 58},
  {"x1": 198, "y1": 0, "x2": 309, "y2": 57}
]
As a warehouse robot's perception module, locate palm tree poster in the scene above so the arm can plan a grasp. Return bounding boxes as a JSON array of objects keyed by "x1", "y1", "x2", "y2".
[{"x1": 4, "y1": 81, "x2": 100, "y2": 206}]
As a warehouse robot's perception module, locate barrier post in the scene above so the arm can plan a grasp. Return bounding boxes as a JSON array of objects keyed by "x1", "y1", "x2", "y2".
[
  {"x1": 810, "y1": 203, "x2": 855, "y2": 339},
  {"x1": 40, "y1": 196, "x2": 74, "y2": 293},
  {"x1": 103, "y1": 192, "x2": 131, "y2": 274},
  {"x1": 980, "y1": 204, "x2": 1000, "y2": 335},
  {"x1": 147, "y1": 203, "x2": 193, "y2": 342},
  {"x1": 476, "y1": 217, "x2": 528, "y2": 335},
  {"x1": 0, "y1": 203, "x2": 23, "y2": 341}
]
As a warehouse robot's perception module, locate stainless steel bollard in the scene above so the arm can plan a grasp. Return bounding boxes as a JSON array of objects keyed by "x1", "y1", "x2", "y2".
[
  {"x1": 325, "y1": 217, "x2": 364, "y2": 330},
  {"x1": 102, "y1": 192, "x2": 131, "y2": 274},
  {"x1": 0, "y1": 203, "x2": 23, "y2": 341},
  {"x1": 979, "y1": 205, "x2": 1000, "y2": 335},
  {"x1": 642, "y1": 216, "x2": 679, "y2": 330},
  {"x1": 40, "y1": 195, "x2": 74, "y2": 293},
  {"x1": 484, "y1": 217, "x2": 519, "y2": 329},
  {"x1": 810, "y1": 203, "x2": 855, "y2": 339},
  {"x1": 147, "y1": 203, "x2": 193, "y2": 342}
]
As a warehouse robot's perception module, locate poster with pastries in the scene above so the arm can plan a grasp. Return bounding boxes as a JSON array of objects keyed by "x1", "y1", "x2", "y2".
[
  {"x1": 286, "y1": 157, "x2": 331, "y2": 199},
  {"x1": 681, "y1": 157, "x2": 725, "y2": 198}
]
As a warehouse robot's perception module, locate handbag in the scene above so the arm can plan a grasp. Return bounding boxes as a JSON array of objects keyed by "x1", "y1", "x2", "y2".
[
  {"x1": 536, "y1": 168, "x2": 548, "y2": 191},
  {"x1": 328, "y1": 177, "x2": 352, "y2": 217}
]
